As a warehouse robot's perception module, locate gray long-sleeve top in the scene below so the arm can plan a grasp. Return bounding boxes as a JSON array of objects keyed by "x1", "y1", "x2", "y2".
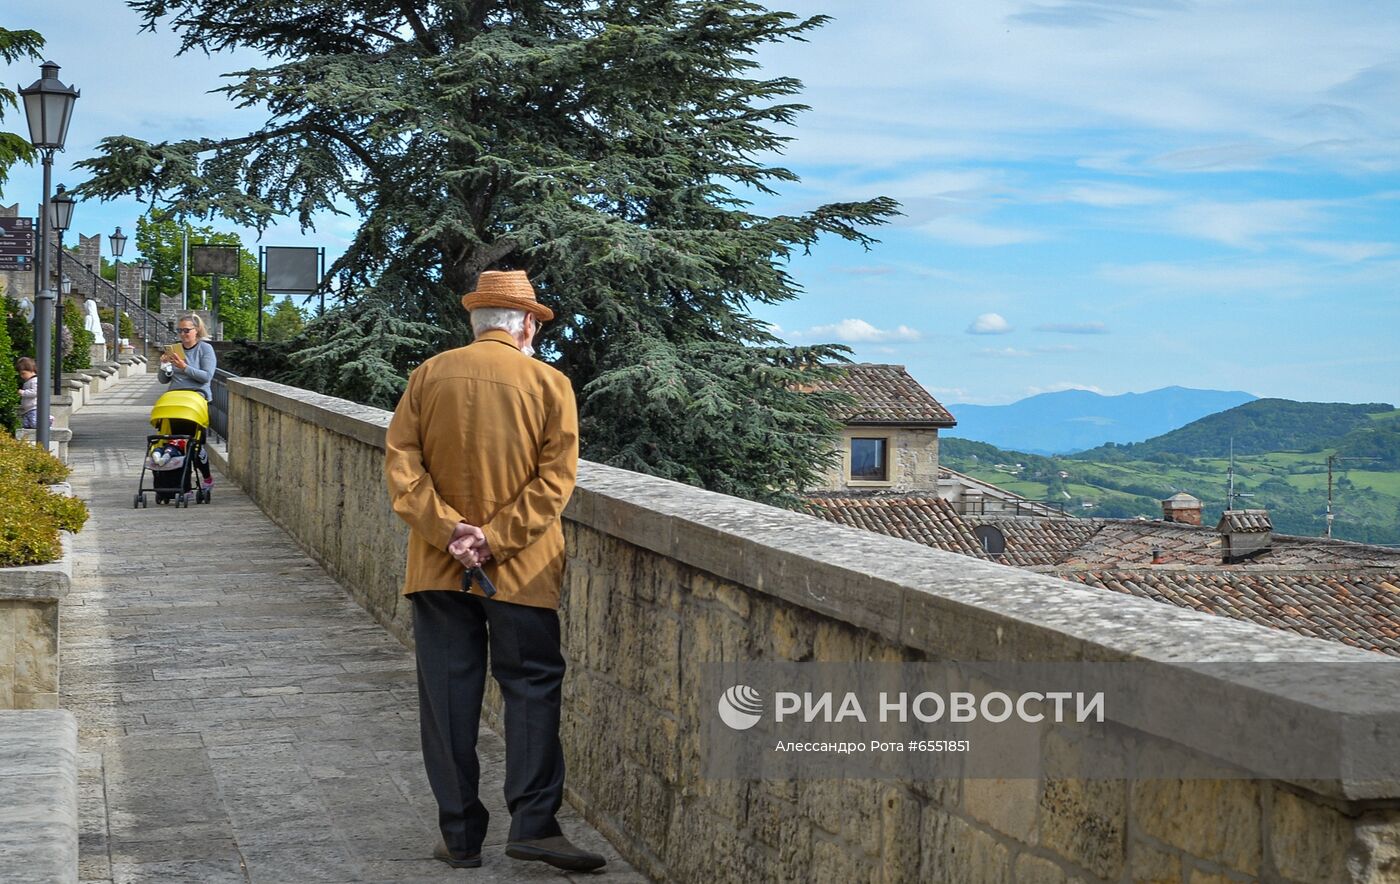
[
  {"x1": 158, "y1": 339, "x2": 217, "y2": 400},
  {"x1": 18, "y1": 374, "x2": 37, "y2": 414}
]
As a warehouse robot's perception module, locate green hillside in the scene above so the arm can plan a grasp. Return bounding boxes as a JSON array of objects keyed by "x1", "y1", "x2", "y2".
[
  {"x1": 939, "y1": 430, "x2": 1400, "y2": 546},
  {"x1": 1072, "y1": 399, "x2": 1396, "y2": 460}
]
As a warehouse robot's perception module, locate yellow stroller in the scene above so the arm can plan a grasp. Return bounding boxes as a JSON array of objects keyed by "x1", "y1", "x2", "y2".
[{"x1": 135, "y1": 390, "x2": 211, "y2": 509}]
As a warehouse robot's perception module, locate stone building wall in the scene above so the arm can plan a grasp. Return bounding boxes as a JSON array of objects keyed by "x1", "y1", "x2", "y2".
[
  {"x1": 219, "y1": 376, "x2": 1400, "y2": 883},
  {"x1": 813, "y1": 426, "x2": 942, "y2": 493}
]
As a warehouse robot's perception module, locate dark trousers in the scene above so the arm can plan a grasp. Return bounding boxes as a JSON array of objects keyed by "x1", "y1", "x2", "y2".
[{"x1": 411, "y1": 590, "x2": 566, "y2": 854}]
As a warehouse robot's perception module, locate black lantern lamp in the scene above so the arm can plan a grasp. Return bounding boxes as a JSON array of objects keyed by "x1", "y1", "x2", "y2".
[
  {"x1": 19, "y1": 61, "x2": 79, "y2": 448},
  {"x1": 49, "y1": 184, "x2": 76, "y2": 395},
  {"x1": 19, "y1": 61, "x2": 79, "y2": 149},
  {"x1": 109, "y1": 227, "x2": 127, "y2": 360},
  {"x1": 138, "y1": 260, "x2": 154, "y2": 349}
]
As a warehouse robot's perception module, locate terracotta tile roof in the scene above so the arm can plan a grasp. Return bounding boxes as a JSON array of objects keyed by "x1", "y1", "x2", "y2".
[
  {"x1": 1060, "y1": 569, "x2": 1400, "y2": 657},
  {"x1": 809, "y1": 364, "x2": 956, "y2": 426},
  {"x1": 810, "y1": 494, "x2": 1400, "y2": 656},
  {"x1": 1219, "y1": 510, "x2": 1274, "y2": 533},
  {"x1": 1063, "y1": 521, "x2": 1221, "y2": 566},
  {"x1": 1060, "y1": 520, "x2": 1400, "y2": 569},
  {"x1": 967, "y1": 516, "x2": 1102, "y2": 567},
  {"x1": 804, "y1": 495, "x2": 987, "y2": 558}
]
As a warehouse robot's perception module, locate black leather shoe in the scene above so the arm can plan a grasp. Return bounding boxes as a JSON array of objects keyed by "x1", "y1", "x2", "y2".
[
  {"x1": 433, "y1": 839, "x2": 482, "y2": 869},
  {"x1": 506, "y1": 834, "x2": 606, "y2": 872}
]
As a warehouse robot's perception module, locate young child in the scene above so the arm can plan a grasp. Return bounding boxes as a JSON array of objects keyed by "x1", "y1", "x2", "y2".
[{"x1": 16, "y1": 357, "x2": 37, "y2": 429}]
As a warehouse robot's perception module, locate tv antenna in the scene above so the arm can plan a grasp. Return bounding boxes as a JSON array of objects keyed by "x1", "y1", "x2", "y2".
[
  {"x1": 1225, "y1": 438, "x2": 1254, "y2": 512},
  {"x1": 1325, "y1": 454, "x2": 1380, "y2": 539}
]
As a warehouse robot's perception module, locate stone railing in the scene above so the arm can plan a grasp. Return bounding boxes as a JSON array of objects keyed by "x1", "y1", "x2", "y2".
[{"x1": 216, "y1": 377, "x2": 1400, "y2": 884}]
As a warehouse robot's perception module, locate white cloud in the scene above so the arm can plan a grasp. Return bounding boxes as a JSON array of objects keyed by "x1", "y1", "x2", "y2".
[
  {"x1": 1098, "y1": 260, "x2": 1316, "y2": 292},
  {"x1": 926, "y1": 385, "x2": 971, "y2": 400},
  {"x1": 1293, "y1": 240, "x2": 1395, "y2": 263},
  {"x1": 1162, "y1": 199, "x2": 1327, "y2": 248},
  {"x1": 978, "y1": 347, "x2": 1034, "y2": 358},
  {"x1": 967, "y1": 313, "x2": 1013, "y2": 335},
  {"x1": 1034, "y1": 344, "x2": 1085, "y2": 353},
  {"x1": 829, "y1": 265, "x2": 896, "y2": 276},
  {"x1": 1035, "y1": 322, "x2": 1109, "y2": 334},
  {"x1": 1053, "y1": 183, "x2": 1173, "y2": 207},
  {"x1": 918, "y1": 216, "x2": 1046, "y2": 247},
  {"x1": 1025, "y1": 382, "x2": 1106, "y2": 395},
  {"x1": 795, "y1": 319, "x2": 921, "y2": 343},
  {"x1": 757, "y1": 1, "x2": 1400, "y2": 175}
]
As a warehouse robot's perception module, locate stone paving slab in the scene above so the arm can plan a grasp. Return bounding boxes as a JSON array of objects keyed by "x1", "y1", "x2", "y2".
[{"x1": 62, "y1": 376, "x2": 642, "y2": 883}]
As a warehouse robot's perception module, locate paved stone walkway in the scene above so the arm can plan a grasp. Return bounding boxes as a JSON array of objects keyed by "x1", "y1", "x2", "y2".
[{"x1": 61, "y1": 375, "x2": 639, "y2": 884}]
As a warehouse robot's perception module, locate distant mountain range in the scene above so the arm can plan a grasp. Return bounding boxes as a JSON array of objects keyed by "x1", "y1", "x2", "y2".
[
  {"x1": 1072, "y1": 398, "x2": 1399, "y2": 461},
  {"x1": 944, "y1": 386, "x2": 1258, "y2": 454}
]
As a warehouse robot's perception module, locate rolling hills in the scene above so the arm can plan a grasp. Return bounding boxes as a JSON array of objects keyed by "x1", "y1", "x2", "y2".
[{"x1": 939, "y1": 399, "x2": 1400, "y2": 545}]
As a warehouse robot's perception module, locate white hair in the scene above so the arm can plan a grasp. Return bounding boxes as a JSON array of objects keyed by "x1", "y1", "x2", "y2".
[{"x1": 470, "y1": 307, "x2": 528, "y2": 337}]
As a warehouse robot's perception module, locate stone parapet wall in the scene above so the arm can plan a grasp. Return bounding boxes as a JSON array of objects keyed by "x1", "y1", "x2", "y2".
[
  {"x1": 221, "y1": 377, "x2": 1400, "y2": 883},
  {"x1": 0, "y1": 710, "x2": 79, "y2": 882},
  {"x1": 0, "y1": 535, "x2": 70, "y2": 710}
]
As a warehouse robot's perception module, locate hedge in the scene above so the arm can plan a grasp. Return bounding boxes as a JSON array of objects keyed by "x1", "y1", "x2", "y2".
[{"x1": 0, "y1": 434, "x2": 88, "y2": 567}]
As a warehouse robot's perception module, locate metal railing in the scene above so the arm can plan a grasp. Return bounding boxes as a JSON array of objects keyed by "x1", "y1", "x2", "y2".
[
  {"x1": 56, "y1": 243, "x2": 178, "y2": 356},
  {"x1": 208, "y1": 368, "x2": 235, "y2": 444}
]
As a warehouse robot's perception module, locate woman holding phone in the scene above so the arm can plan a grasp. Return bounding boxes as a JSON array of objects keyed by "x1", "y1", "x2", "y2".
[{"x1": 158, "y1": 312, "x2": 217, "y2": 492}]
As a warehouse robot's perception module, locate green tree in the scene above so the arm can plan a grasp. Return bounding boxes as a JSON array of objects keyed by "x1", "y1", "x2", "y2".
[
  {"x1": 132, "y1": 212, "x2": 263, "y2": 337},
  {"x1": 263, "y1": 297, "x2": 305, "y2": 342},
  {"x1": 75, "y1": 1, "x2": 897, "y2": 506},
  {"x1": 0, "y1": 26, "x2": 45, "y2": 193}
]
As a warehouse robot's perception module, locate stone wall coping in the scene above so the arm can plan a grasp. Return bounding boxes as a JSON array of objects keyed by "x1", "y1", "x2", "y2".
[
  {"x1": 15, "y1": 428, "x2": 73, "y2": 444},
  {"x1": 231, "y1": 376, "x2": 390, "y2": 450},
  {"x1": 0, "y1": 710, "x2": 79, "y2": 883},
  {"x1": 0, "y1": 532, "x2": 73, "y2": 601},
  {"x1": 226, "y1": 377, "x2": 1400, "y2": 798},
  {"x1": 225, "y1": 377, "x2": 1379, "y2": 665}
]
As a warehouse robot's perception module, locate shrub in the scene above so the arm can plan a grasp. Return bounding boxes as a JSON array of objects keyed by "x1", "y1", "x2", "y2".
[
  {"x1": 5, "y1": 294, "x2": 34, "y2": 360},
  {"x1": 0, "y1": 434, "x2": 86, "y2": 567},
  {"x1": 0, "y1": 300, "x2": 15, "y2": 434},
  {"x1": 62, "y1": 299, "x2": 93, "y2": 372},
  {"x1": 98, "y1": 307, "x2": 133, "y2": 339}
]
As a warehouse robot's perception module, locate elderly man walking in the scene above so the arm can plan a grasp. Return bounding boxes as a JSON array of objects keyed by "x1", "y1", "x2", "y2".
[{"x1": 385, "y1": 270, "x2": 604, "y2": 872}]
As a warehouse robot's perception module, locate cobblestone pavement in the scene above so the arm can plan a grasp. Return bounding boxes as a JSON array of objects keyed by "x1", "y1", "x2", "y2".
[{"x1": 61, "y1": 375, "x2": 639, "y2": 884}]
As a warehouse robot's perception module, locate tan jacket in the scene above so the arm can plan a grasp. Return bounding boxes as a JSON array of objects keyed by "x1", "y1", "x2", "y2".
[{"x1": 385, "y1": 329, "x2": 579, "y2": 608}]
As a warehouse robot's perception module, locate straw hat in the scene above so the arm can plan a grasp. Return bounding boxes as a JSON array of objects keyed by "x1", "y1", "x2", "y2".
[{"x1": 461, "y1": 270, "x2": 554, "y2": 321}]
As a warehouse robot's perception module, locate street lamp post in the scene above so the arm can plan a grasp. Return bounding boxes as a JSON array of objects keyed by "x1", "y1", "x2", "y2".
[
  {"x1": 110, "y1": 227, "x2": 127, "y2": 360},
  {"x1": 19, "y1": 61, "x2": 79, "y2": 449},
  {"x1": 139, "y1": 260, "x2": 153, "y2": 356},
  {"x1": 49, "y1": 184, "x2": 75, "y2": 396}
]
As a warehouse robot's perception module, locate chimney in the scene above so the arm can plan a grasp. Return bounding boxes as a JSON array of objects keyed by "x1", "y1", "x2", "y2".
[
  {"x1": 1161, "y1": 492, "x2": 1203, "y2": 526},
  {"x1": 1217, "y1": 509, "x2": 1273, "y2": 564},
  {"x1": 1151, "y1": 546, "x2": 1166, "y2": 565}
]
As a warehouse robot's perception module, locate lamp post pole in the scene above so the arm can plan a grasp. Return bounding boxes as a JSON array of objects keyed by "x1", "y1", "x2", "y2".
[
  {"x1": 19, "y1": 61, "x2": 79, "y2": 450},
  {"x1": 139, "y1": 260, "x2": 153, "y2": 357},
  {"x1": 34, "y1": 153, "x2": 54, "y2": 444},
  {"x1": 50, "y1": 184, "x2": 75, "y2": 397},
  {"x1": 110, "y1": 227, "x2": 127, "y2": 361}
]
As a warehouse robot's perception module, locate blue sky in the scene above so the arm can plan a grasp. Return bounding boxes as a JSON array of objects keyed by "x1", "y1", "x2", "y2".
[{"x1": 4, "y1": 1, "x2": 1398, "y2": 405}]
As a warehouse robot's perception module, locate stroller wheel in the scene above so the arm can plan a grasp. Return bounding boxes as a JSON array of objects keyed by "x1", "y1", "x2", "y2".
[{"x1": 133, "y1": 493, "x2": 142, "y2": 509}]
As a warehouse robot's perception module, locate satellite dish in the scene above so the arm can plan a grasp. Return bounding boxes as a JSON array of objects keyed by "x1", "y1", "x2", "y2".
[{"x1": 973, "y1": 525, "x2": 1006, "y2": 556}]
